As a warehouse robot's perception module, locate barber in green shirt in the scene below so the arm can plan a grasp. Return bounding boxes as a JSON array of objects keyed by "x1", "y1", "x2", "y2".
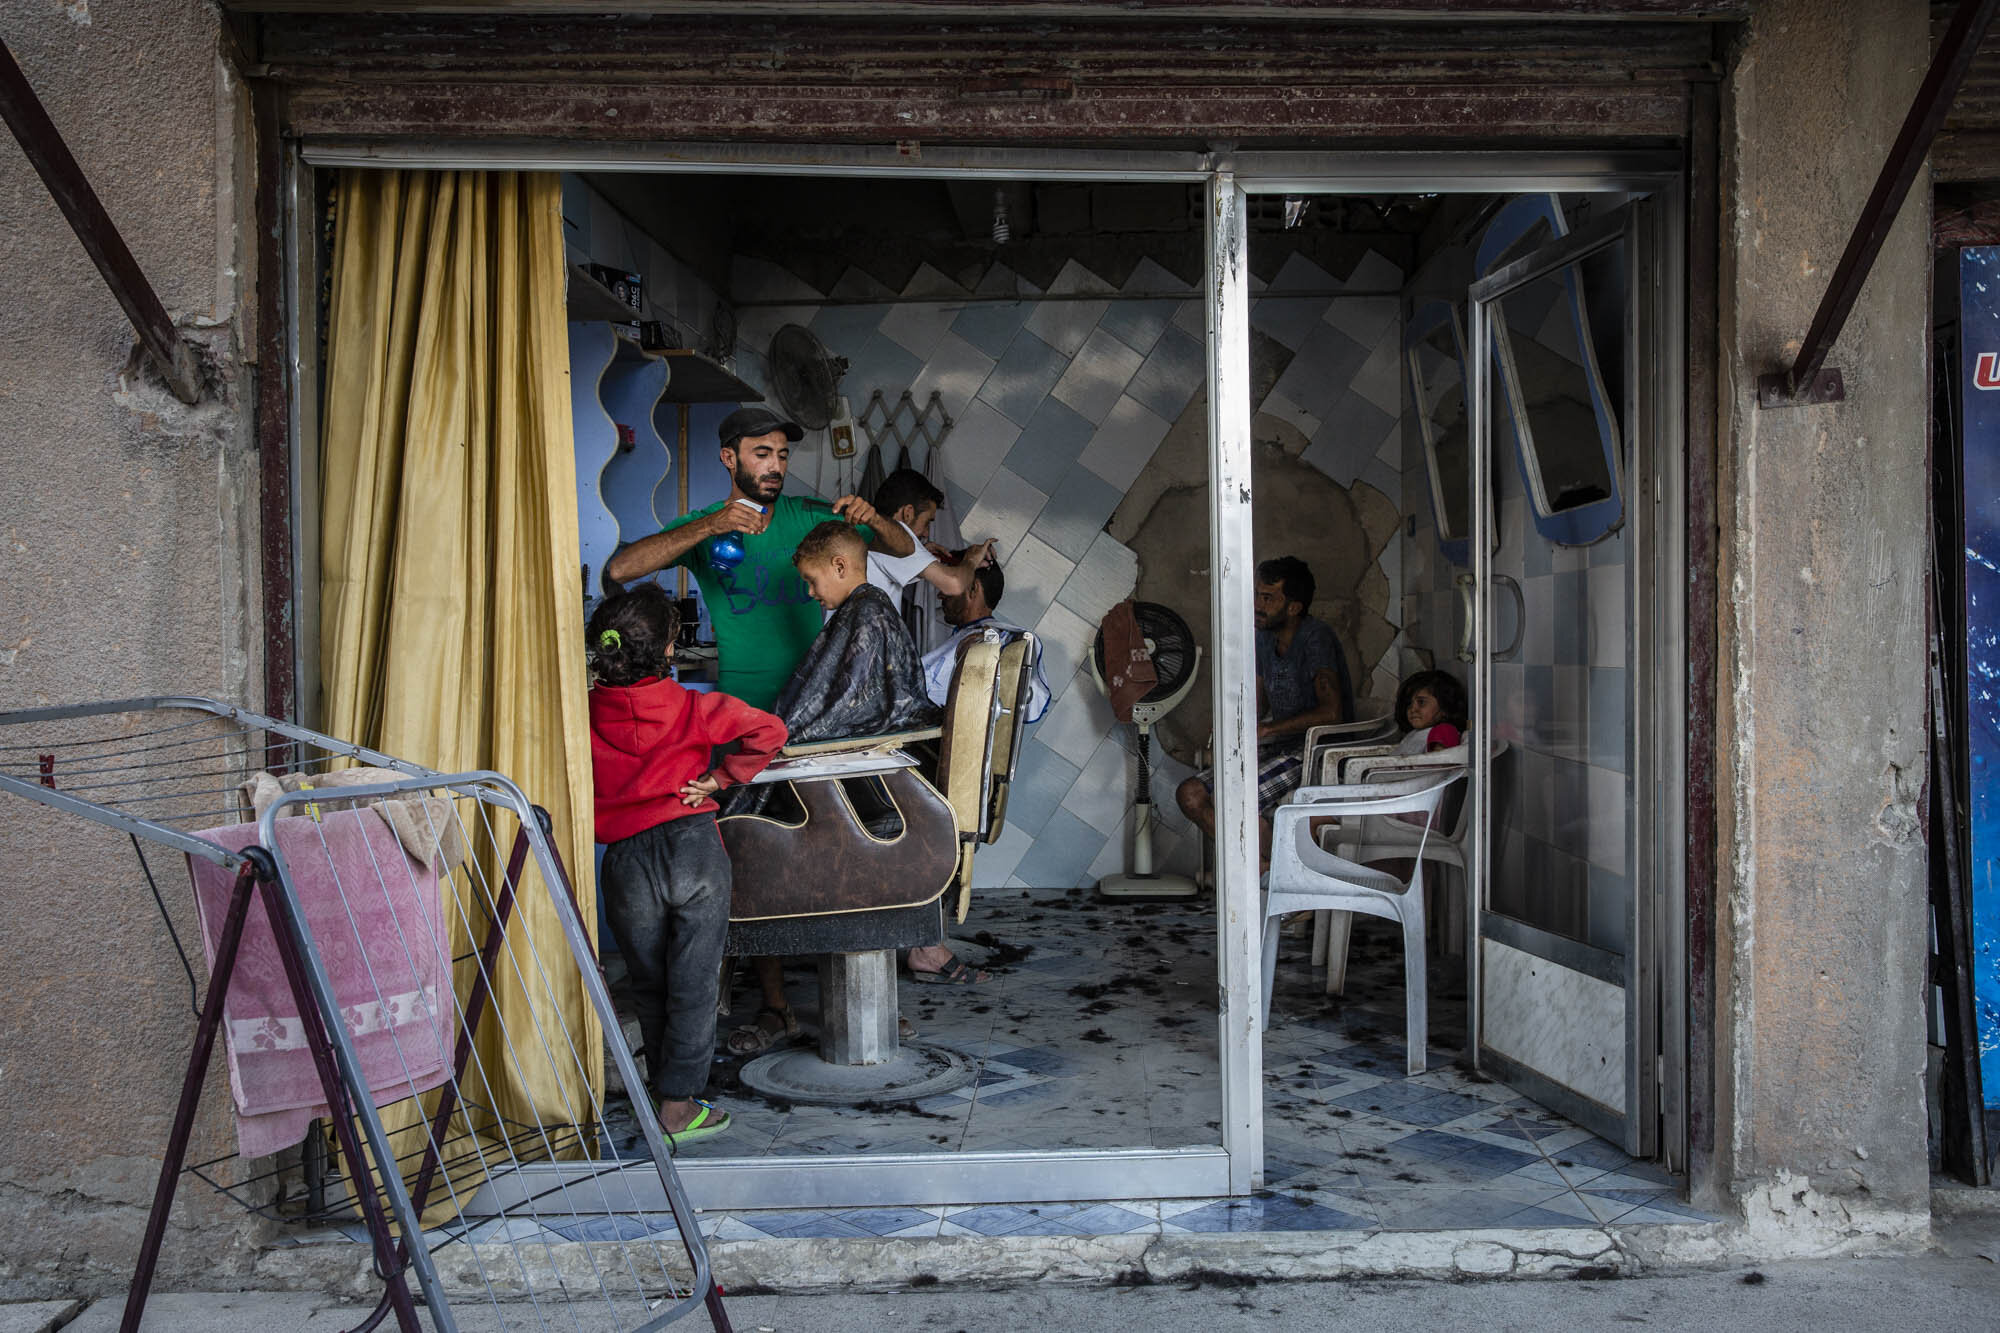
[{"x1": 605, "y1": 406, "x2": 914, "y2": 710}]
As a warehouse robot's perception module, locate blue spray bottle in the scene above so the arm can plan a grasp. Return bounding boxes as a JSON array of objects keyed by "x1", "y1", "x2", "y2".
[{"x1": 707, "y1": 498, "x2": 766, "y2": 573}]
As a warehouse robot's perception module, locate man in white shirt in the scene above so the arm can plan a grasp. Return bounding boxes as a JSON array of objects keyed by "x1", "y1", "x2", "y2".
[
  {"x1": 921, "y1": 560, "x2": 1052, "y2": 725},
  {"x1": 861, "y1": 469, "x2": 996, "y2": 617}
]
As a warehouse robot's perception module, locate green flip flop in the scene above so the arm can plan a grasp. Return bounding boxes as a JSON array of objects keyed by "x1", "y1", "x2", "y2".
[{"x1": 663, "y1": 1099, "x2": 732, "y2": 1150}]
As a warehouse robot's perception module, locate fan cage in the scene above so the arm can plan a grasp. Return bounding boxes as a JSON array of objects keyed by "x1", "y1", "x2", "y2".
[{"x1": 1093, "y1": 602, "x2": 1197, "y2": 706}]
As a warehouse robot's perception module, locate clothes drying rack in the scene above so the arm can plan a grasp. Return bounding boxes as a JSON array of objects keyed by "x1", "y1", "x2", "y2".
[{"x1": 0, "y1": 696, "x2": 731, "y2": 1333}]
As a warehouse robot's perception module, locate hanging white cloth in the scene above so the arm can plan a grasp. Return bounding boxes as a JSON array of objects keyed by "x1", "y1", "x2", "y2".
[{"x1": 906, "y1": 432, "x2": 962, "y2": 652}]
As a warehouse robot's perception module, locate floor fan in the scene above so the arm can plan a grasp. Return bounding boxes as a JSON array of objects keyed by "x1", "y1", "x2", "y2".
[{"x1": 1092, "y1": 601, "x2": 1203, "y2": 899}]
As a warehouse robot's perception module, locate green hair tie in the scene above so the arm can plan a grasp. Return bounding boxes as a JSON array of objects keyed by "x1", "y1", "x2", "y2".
[{"x1": 598, "y1": 628, "x2": 622, "y2": 650}]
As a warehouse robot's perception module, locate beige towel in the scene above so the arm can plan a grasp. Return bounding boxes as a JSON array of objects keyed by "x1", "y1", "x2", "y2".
[{"x1": 239, "y1": 769, "x2": 468, "y2": 876}]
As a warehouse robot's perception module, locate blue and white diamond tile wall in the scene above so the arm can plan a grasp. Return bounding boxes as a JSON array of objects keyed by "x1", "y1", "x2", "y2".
[{"x1": 728, "y1": 249, "x2": 1406, "y2": 885}]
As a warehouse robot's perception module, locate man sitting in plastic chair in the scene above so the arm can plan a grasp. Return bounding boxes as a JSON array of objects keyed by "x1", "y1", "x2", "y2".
[
  {"x1": 1175, "y1": 555, "x2": 1354, "y2": 868},
  {"x1": 720, "y1": 520, "x2": 943, "y2": 1051}
]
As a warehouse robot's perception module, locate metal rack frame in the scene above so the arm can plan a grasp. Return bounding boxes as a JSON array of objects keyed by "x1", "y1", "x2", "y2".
[{"x1": 0, "y1": 696, "x2": 731, "y2": 1333}]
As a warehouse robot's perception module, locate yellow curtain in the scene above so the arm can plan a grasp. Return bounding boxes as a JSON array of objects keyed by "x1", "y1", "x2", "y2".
[{"x1": 317, "y1": 169, "x2": 599, "y2": 1215}]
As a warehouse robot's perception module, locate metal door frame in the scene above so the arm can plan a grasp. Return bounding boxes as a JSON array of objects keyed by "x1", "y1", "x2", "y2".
[
  {"x1": 1463, "y1": 193, "x2": 1684, "y2": 1158},
  {"x1": 290, "y1": 136, "x2": 1686, "y2": 1204}
]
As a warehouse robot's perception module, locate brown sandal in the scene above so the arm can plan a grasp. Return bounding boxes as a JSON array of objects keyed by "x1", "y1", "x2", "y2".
[{"x1": 726, "y1": 1004, "x2": 798, "y2": 1056}]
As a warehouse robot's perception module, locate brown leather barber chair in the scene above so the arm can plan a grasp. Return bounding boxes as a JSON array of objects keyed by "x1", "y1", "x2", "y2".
[{"x1": 718, "y1": 627, "x2": 1036, "y2": 1103}]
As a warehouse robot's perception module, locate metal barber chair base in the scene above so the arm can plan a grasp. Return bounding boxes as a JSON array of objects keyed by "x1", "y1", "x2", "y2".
[
  {"x1": 739, "y1": 944, "x2": 975, "y2": 1104},
  {"x1": 739, "y1": 1046, "x2": 974, "y2": 1105},
  {"x1": 731, "y1": 911, "x2": 978, "y2": 1105},
  {"x1": 724, "y1": 760, "x2": 973, "y2": 1105}
]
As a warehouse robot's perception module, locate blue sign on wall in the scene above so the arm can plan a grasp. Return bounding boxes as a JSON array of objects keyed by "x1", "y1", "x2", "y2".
[{"x1": 1960, "y1": 246, "x2": 2000, "y2": 1105}]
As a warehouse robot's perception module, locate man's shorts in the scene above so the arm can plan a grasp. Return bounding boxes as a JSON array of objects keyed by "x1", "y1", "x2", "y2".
[{"x1": 1194, "y1": 742, "x2": 1304, "y2": 817}]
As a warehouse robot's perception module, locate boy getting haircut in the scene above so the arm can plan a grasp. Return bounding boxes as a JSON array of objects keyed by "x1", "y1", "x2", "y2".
[
  {"x1": 725, "y1": 528, "x2": 940, "y2": 818},
  {"x1": 792, "y1": 519, "x2": 869, "y2": 568},
  {"x1": 772, "y1": 519, "x2": 935, "y2": 741},
  {"x1": 793, "y1": 520, "x2": 872, "y2": 613}
]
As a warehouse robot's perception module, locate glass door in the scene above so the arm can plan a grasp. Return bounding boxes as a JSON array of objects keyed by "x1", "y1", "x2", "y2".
[{"x1": 1467, "y1": 200, "x2": 1658, "y2": 1155}]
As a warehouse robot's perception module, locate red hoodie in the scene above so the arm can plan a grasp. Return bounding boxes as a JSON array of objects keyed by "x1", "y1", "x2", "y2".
[{"x1": 589, "y1": 677, "x2": 788, "y2": 843}]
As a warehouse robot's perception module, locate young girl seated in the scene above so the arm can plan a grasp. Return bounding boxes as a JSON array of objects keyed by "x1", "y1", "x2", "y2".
[
  {"x1": 587, "y1": 584, "x2": 787, "y2": 1146},
  {"x1": 1394, "y1": 669, "x2": 1468, "y2": 755}
]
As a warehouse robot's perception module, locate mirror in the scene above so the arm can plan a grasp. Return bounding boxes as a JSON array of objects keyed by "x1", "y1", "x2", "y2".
[
  {"x1": 1406, "y1": 300, "x2": 1472, "y2": 567},
  {"x1": 1476, "y1": 197, "x2": 1625, "y2": 546}
]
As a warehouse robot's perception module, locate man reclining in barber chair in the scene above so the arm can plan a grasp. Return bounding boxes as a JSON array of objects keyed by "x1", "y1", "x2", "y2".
[{"x1": 717, "y1": 521, "x2": 1035, "y2": 1098}]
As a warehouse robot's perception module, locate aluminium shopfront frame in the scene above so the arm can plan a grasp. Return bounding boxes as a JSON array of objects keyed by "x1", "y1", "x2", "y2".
[{"x1": 282, "y1": 137, "x2": 1688, "y2": 1210}]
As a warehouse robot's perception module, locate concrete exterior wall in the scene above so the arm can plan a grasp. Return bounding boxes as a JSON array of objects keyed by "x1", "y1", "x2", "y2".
[
  {"x1": 0, "y1": 0, "x2": 1956, "y2": 1297},
  {"x1": 0, "y1": 0, "x2": 265, "y2": 1298},
  {"x1": 1712, "y1": 0, "x2": 1935, "y2": 1222}
]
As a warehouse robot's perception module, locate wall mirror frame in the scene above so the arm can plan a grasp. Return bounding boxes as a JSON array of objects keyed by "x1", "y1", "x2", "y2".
[
  {"x1": 1406, "y1": 298, "x2": 1474, "y2": 568},
  {"x1": 1474, "y1": 194, "x2": 1626, "y2": 547}
]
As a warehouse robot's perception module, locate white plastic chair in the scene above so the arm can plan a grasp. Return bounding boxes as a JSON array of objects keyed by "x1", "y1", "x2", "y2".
[
  {"x1": 1185, "y1": 702, "x2": 1397, "y2": 887},
  {"x1": 1311, "y1": 738, "x2": 1506, "y2": 986},
  {"x1": 1262, "y1": 767, "x2": 1466, "y2": 1076},
  {"x1": 1300, "y1": 702, "x2": 1397, "y2": 779},
  {"x1": 1310, "y1": 738, "x2": 1398, "y2": 786}
]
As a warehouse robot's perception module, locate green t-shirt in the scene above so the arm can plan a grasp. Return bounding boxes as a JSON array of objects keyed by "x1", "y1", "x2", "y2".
[{"x1": 665, "y1": 494, "x2": 874, "y2": 711}]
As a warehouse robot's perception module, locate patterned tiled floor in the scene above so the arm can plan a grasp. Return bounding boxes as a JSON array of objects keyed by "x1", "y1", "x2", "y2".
[
  {"x1": 626, "y1": 890, "x2": 1224, "y2": 1160},
  {"x1": 587, "y1": 891, "x2": 1716, "y2": 1239}
]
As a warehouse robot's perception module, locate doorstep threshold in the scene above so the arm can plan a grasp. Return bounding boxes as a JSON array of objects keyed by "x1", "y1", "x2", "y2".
[{"x1": 254, "y1": 1215, "x2": 1740, "y2": 1298}]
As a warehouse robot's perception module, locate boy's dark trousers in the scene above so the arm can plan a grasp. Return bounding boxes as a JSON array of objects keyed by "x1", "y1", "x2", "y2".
[{"x1": 598, "y1": 812, "x2": 731, "y2": 1103}]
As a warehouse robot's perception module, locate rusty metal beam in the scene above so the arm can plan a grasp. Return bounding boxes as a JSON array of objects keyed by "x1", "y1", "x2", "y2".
[
  {"x1": 1683, "y1": 76, "x2": 1720, "y2": 1198},
  {"x1": 282, "y1": 79, "x2": 1696, "y2": 144},
  {"x1": 1760, "y1": 0, "x2": 1999, "y2": 409},
  {"x1": 0, "y1": 39, "x2": 204, "y2": 405},
  {"x1": 226, "y1": 0, "x2": 1748, "y2": 17},
  {"x1": 252, "y1": 80, "x2": 296, "y2": 724},
  {"x1": 253, "y1": 13, "x2": 1720, "y2": 84}
]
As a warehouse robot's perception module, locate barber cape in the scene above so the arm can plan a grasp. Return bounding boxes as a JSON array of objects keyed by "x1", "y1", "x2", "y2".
[{"x1": 723, "y1": 584, "x2": 942, "y2": 818}]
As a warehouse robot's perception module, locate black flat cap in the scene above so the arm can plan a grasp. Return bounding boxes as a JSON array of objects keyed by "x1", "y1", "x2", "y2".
[{"x1": 718, "y1": 406, "x2": 804, "y2": 449}]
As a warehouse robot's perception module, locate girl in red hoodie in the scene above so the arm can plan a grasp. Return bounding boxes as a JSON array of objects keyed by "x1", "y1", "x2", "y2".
[{"x1": 587, "y1": 585, "x2": 786, "y2": 1146}]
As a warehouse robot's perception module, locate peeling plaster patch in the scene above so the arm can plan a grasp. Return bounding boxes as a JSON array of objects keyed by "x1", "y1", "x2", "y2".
[
  {"x1": 1728, "y1": 1170, "x2": 1925, "y2": 1260},
  {"x1": 64, "y1": 0, "x2": 91, "y2": 25},
  {"x1": 1872, "y1": 762, "x2": 1921, "y2": 846},
  {"x1": 111, "y1": 330, "x2": 237, "y2": 447},
  {"x1": 1451, "y1": 1240, "x2": 1517, "y2": 1275}
]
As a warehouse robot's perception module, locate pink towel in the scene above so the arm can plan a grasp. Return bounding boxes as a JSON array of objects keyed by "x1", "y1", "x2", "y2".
[{"x1": 187, "y1": 807, "x2": 454, "y2": 1160}]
